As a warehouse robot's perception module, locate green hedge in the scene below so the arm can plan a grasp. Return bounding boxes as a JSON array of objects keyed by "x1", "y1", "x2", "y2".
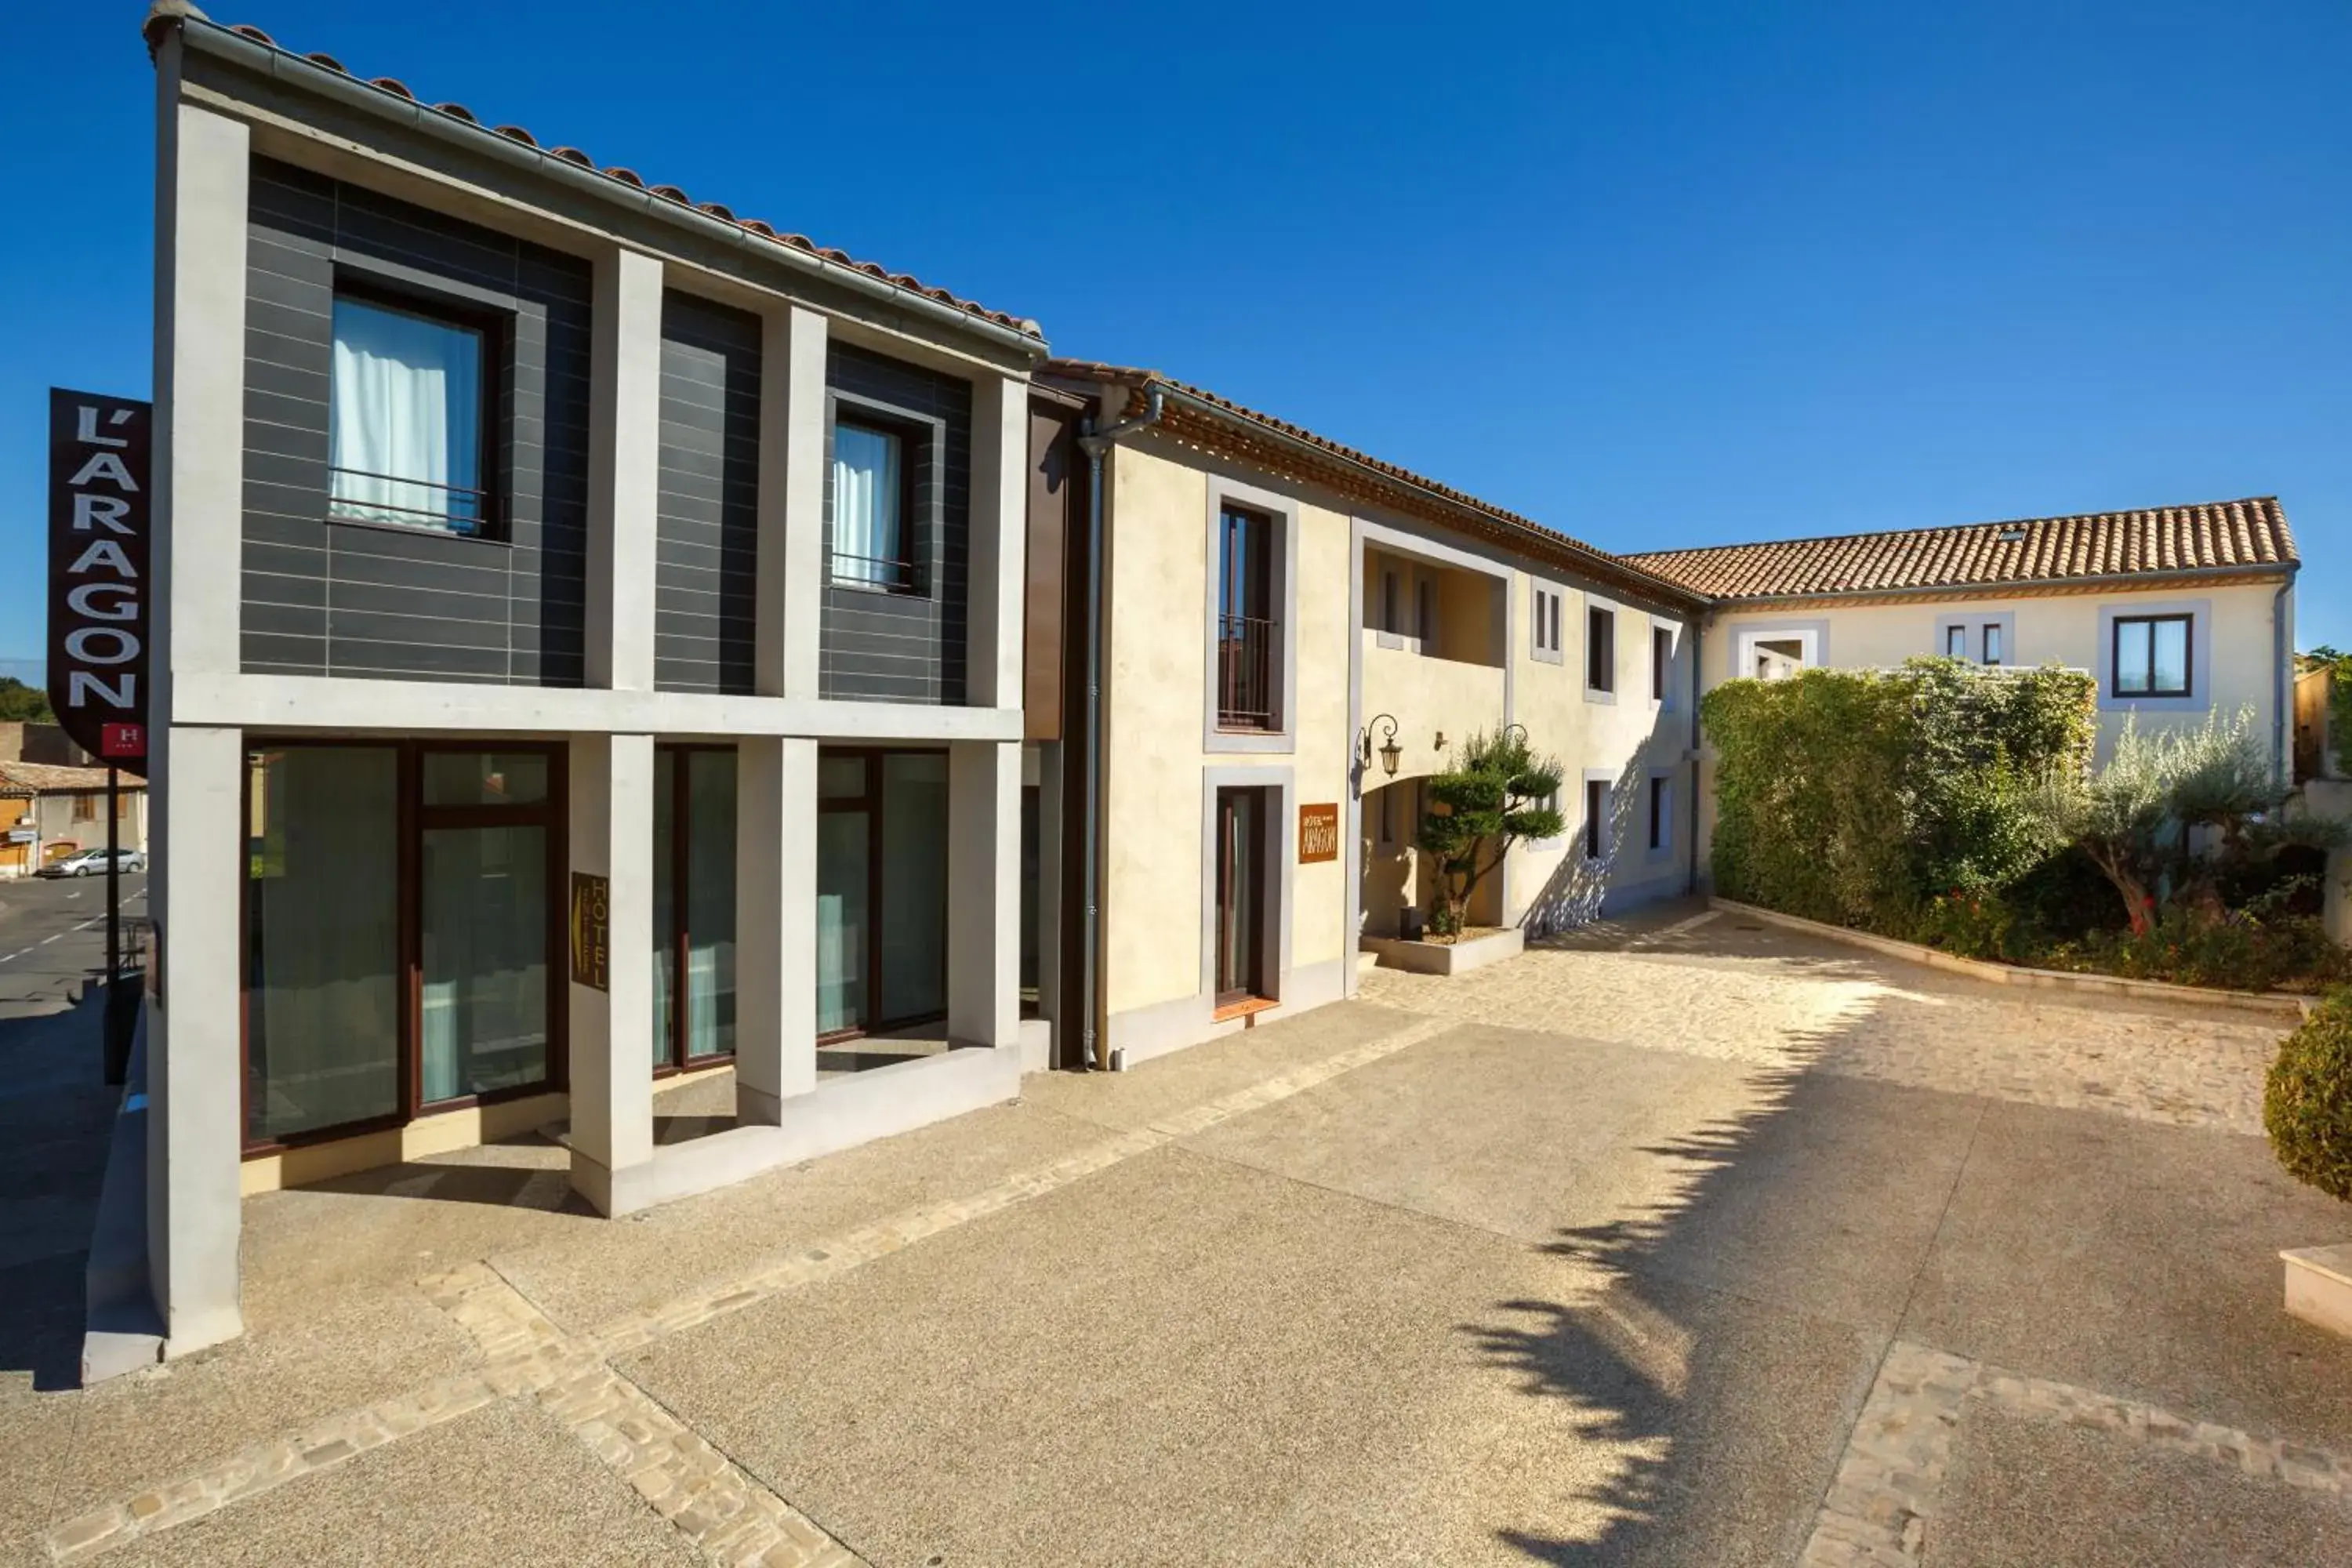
[
  {"x1": 1701, "y1": 658, "x2": 2096, "y2": 929},
  {"x1": 2267, "y1": 989, "x2": 2352, "y2": 1203}
]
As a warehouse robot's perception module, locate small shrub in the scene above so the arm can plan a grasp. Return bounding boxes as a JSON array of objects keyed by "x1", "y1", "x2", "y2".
[
  {"x1": 2267, "y1": 989, "x2": 2352, "y2": 1202},
  {"x1": 2058, "y1": 903, "x2": 2348, "y2": 994}
]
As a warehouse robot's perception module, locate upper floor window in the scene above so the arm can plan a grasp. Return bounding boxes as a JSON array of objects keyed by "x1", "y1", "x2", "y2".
[
  {"x1": 1944, "y1": 623, "x2": 1967, "y2": 659},
  {"x1": 1587, "y1": 606, "x2": 1616, "y2": 693},
  {"x1": 328, "y1": 291, "x2": 492, "y2": 536},
  {"x1": 832, "y1": 420, "x2": 914, "y2": 590},
  {"x1": 1983, "y1": 622, "x2": 2004, "y2": 666},
  {"x1": 1653, "y1": 626, "x2": 1672, "y2": 702},
  {"x1": 2114, "y1": 614, "x2": 2191, "y2": 698},
  {"x1": 1533, "y1": 586, "x2": 1563, "y2": 660},
  {"x1": 1217, "y1": 504, "x2": 1279, "y2": 731}
]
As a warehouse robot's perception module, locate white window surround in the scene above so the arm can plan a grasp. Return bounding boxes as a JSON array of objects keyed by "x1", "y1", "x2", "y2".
[
  {"x1": 1584, "y1": 597, "x2": 1619, "y2": 705},
  {"x1": 1203, "y1": 476, "x2": 1301, "y2": 753},
  {"x1": 2096, "y1": 599, "x2": 2212, "y2": 713},
  {"x1": 1532, "y1": 582, "x2": 1564, "y2": 664},
  {"x1": 1650, "y1": 617, "x2": 1681, "y2": 711},
  {"x1": 1646, "y1": 771, "x2": 1675, "y2": 860},
  {"x1": 1933, "y1": 610, "x2": 2017, "y2": 667},
  {"x1": 1197, "y1": 764, "x2": 1294, "y2": 1009},
  {"x1": 1732, "y1": 620, "x2": 1829, "y2": 681},
  {"x1": 1579, "y1": 771, "x2": 1613, "y2": 862}
]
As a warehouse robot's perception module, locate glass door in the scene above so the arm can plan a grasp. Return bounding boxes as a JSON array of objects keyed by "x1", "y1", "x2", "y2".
[
  {"x1": 814, "y1": 747, "x2": 949, "y2": 1040},
  {"x1": 417, "y1": 750, "x2": 557, "y2": 1107},
  {"x1": 652, "y1": 746, "x2": 739, "y2": 1072},
  {"x1": 1214, "y1": 786, "x2": 1264, "y2": 1006}
]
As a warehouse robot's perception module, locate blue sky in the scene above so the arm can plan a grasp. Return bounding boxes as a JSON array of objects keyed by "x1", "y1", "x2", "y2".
[{"x1": 3, "y1": 0, "x2": 2345, "y2": 680}]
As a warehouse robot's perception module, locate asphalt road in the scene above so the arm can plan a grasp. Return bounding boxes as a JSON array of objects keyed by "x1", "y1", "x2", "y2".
[{"x1": 0, "y1": 870, "x2": 144, "y2": 1392}]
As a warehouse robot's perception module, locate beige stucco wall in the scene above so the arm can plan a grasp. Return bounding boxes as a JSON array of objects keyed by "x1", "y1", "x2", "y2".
[
  {"x1": 1693, "y1": 576, "x2": 2296, "y2": 881},
  {"x1": 1101, "y1": 441, "x2": 1352, "y2": 1023}
]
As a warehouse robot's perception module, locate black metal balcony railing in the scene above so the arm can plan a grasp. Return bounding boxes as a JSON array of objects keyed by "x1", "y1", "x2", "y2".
[
  {"x1": 328, "y1": 466, "x2": 492, "y2": 536},
  {"x1": 830, "y1": 550, "x2": 919, "y2": 593},
  {"x1": 1218, "y1": 613, "x2": 1279, "y2": 731}
]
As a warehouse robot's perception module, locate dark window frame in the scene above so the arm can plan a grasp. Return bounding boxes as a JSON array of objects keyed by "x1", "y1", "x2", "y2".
[
  {"x1": 325, "y1": 273, "x2": 507, "y2": 542},
  {"x1": 1584, "y1": 779, "x2": 1608, "y2": 861},
  {"x1": 826, "y1": 408, "x2": 926, "y2": 595},
  {"x1": 653, "y1": 742, "x2": 739, "y2": 1077},
  {"x1": 239, "y1": 737, "x2": 568, "y2": 1158},
  {"x1": 1652, "y1": 626, "x2": 1672, "y2": 702},
  {"x1": 1215, "y1": 503, "x2": 1283, "y2": 732},
  {"x1": 1649, "y1": 775, "x2": 1668, "y2": 851},
  {"x1": 1983, "y1": 622, "x2": 2004, "y2": 666},
  {"x1": 2111, "y1": 613, "x2": 2194, "y2": 699},
  {"x1": 814, "y1": 745, "x2": 952, "y2": 1044},
  {"x1": 1212, "y1": 784, "x2": 1274, "y2": 1008}
]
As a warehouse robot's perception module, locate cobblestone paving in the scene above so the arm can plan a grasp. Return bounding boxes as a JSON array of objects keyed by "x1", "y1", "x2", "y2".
[
  {"x1": 42, "y1": 1013, "x2": 1457, "y2": 1565},
  {"x1": 1358, "y1": 913, "x2": 2290, "y2": 1133},
  {"x1": 1798, "y1": 1340, "x2": 2352, "y2": 1566}
]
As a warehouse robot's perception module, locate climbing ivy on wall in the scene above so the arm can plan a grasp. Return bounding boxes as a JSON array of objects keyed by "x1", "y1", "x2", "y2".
[{"x1": 1700, "y1": 658, "x2": 2097, "y2": 929}]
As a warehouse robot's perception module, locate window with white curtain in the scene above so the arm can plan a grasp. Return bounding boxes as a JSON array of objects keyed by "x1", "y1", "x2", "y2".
[
  {"x1": 832, "y1": 419, "x2": 909, "y2": 588},
  {"x1": 328, "y1": 292, "x2": 488, "y2": 535}
]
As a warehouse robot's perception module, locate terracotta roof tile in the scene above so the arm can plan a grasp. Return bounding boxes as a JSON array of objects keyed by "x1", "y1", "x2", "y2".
[
  {"x1": 1621, "y1": 498, "x2": 2297, "y2": 601},
  {"x1": 1043, "y1": 358, "x2": 1704, "y2": 604},
  {"x1": 0, "y1": 761, "x2": 134, "y2": 794},
  {"x1": 172, "y1": 15, "x2": 1043, "y2": 341}
]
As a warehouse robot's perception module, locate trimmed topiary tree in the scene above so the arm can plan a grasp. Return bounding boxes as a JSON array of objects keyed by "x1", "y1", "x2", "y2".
[
  {"x1": 2266, "y1": 989, "x2": 2352, "y2": 1202},
  {"x1": 1414, "y1": 728, "x2": 1564, "y2": 937}
]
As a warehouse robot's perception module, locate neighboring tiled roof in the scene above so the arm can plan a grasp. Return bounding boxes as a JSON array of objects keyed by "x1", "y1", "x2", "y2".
[
  {"x1": 1622, "y1": 498, "x2": 2298, "y2": 602},
  {"x1": 1043, "y1": 358, "x2": 1708, "y2": 607},
  {"x1": 152, "y1": 10, "x2": 1044, "y2": 343},
  {"x1": 0, "y1": 761, "x2": 134, "y2": 794}
]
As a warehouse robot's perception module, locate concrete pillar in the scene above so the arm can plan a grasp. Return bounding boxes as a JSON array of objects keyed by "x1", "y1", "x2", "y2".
[
  {"x1": 734, "y1": 735, "x2": 818, "y2": 1121},
  {"x1": 143, "y1": 80, "x2": 252, "y2": 1356},
  {"x1": 755, "y1": 307, "x2": 829, "y2": 699},
  {"x1": 967, "y1": 372, "x2": 1027, "y2": 710},
  {"x1": 585, "y1": 246, "x2": 663, "y2": 693},
  {"x1": 145, "y1": 724, "x2": 245, "y2": 1353},
  {"x1": 946, "y1": 739, "x2": 1021, "y2": 1049},
  {"x1": 566, "y1": 732, "x2": 657, "y2": 1214}
]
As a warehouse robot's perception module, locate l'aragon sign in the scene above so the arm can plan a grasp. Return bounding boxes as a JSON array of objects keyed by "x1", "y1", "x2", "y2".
[{"x1": 47, "y1": 390, "x2": 152, "y2": 764}]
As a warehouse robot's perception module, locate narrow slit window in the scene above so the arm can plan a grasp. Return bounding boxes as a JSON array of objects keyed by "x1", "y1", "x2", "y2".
[
  {"x1": 1587, "y1": 608, "x2": 1616, "y2": 692},
  {"x1": 1653, "y1": 626, "x2": 1672, "y2": 701},
  {"x1": 1983, "y1": 623, "x2": 2003, "y2": 666},
  {"x1": 1584, "y1": 779, "x2": 1607, "y2": 860},
  {"x1": 1944, "y1": 623, "x2": 1969, "y2": 659}
]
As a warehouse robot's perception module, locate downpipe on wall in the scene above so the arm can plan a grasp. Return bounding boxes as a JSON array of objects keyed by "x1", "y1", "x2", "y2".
[{"x1": 1074, "y1": 389, "x2": 1164, "y2": 1071}]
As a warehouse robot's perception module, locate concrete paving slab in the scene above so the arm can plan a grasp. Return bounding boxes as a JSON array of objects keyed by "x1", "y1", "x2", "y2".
[
  {"x1": 100, "y1": 1398, "x2": 698, "y2": 1568},
  {"x1": 629, "y1": 1144, "x2": 1878, "y2": 1568},
  {"x1": 1932, "y1": 1402, "x2": 2345, "y2": 1567},
  {"x1": 493, "y1": 1098, "x2": 1116, "y2": 1333},
  {"x1": 1019, "y1": 999, "x2": 1436, "y2": 1131},
  {"x1": 1901, "y1": 1098, "x2": 2352, "y2": 1451},
  {"x1": 1179, "y1": 1022, "x2": 1764, "y2": 1247}
]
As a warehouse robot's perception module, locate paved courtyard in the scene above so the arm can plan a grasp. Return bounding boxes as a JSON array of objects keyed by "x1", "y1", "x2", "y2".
[{"x1": 4, "y1": 902, "x2": 2348, "y2": 1566}]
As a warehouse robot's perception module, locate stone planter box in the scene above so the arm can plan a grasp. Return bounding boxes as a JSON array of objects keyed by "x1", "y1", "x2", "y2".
[
  {"x1": 2282, "y1": 1245, "x2": 2352, "y2": 1339},
  {"x1": 1361, "y1": 926, "x2": 1523, "y2": 977}
]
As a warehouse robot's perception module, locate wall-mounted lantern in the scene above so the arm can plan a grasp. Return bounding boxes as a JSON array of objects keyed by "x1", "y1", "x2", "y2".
[{"x1": 1359, "y1": 713, "x2": 1402, "y2": 779}]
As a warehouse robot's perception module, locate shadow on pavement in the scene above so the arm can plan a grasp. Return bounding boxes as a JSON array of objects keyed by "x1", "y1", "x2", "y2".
[{"x1": 0, "y1": 982, "x2": 121, "y2": 1392}]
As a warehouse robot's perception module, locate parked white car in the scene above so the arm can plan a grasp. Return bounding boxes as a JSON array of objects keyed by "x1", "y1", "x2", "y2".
[{"x1": 38, "y1": 848, "x2": 147, "y2": 879}]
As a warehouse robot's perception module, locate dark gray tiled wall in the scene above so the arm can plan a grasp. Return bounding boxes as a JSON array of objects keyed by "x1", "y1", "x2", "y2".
[
  {"x1": 655, "y1": 292, "x2": 760, "y2": 694},
  {"x1": 820, "y1": 343, "x2": 971, "y2": 705},
  {"x1": 241, "y1": 155, "x2": 591, "y2": 685}
]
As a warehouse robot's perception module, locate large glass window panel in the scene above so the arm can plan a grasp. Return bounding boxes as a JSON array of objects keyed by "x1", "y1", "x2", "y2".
[
  {"x1": 831, "y1": 422, "x2": 905, "y2": 586},
  {"x1": 421, "y1": 824, "x2": 548, "y2": 1102},
  {"x1": 816, "y1": 811, "x2": 869, "y2": 1034},
  {"x1": 2151, "y1": 618, "x2": 2190, "y2": 693},
  {"x1": 879, "y1": 753, "x2": 949, "y2": 1022},
  {"x1": 684, "y1": 751, "x2": 738, "y2": 1058},
  {"x1": 2116, "y1": 620, "x2": 2151, "y2": 693},
  {"x1": 423, "y1": 750, "x2": 549, "y2": 806},
  {"x1": 328, "y1": 295, "x2": 487, "y2": 535},
  {"x1": 652, "y1": 758, "x2": 677, "y2": 1071},
  {"x1": 245, "y1": 747, "x2": 401, "y2": 1142}
]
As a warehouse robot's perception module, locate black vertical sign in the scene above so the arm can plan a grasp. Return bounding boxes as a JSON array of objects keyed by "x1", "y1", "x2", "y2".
[{"x1": 48, "y1": 390, "x2": 152, "y2": 763}]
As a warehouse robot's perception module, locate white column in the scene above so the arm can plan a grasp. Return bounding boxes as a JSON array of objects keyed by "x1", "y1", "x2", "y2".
[
  {"x1": 967, "y1": 372, "x2": 1027, "y2": 710},
  {"x1": 734, "y1": 735, "x2": 818, "y2": 1121},
  {"x1": 946, "y1": 739, "x2": 1021, "y2": 1048},
  {"x1": 145, "y1": 724, "x2": 245, "y2": 1353},
  {"x1": 154, "y1": 100, "x2": 248, "y2": 703},
  {"x1": 756, "y1": 306, "x2": 829, "y2": 699},
  {"x1": 143, "y1": 78, "x2": 252, "y2": 1356},
  {"x1": 585, "y1": 246, "x2": 663, "y2": 692},
  {"x1": 566, "y1": 732, "x2": 657, "y2": 1214}
]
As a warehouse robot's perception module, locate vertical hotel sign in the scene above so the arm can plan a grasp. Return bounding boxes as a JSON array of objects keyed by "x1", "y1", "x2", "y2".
[{"x1": 48, "y1": 390, "x2": 152, "y2": 762}]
